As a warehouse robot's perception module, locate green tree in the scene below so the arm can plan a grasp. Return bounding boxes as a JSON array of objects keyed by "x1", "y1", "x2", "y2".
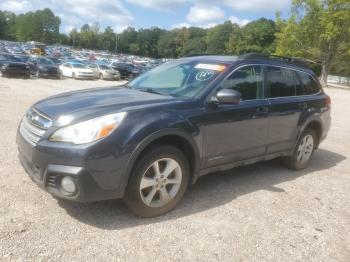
[
  {"x1": 276, "y1": 0, "x2": 350, "y2": 86},
  {"x1": 157, "y1": 31, "x2": 178, "y2": 58},
  {"x1": 69, "y1": 28, "x2": 80, "y2": 47},
  {"x1": 98, "y1": 26, "x2": 116, "y2": 51},
  {"x1": 233, "y1": 18, "x2": 276, "y2": 54},
  {"x1": 117, "y1": 26, "x2": 138, "y2": 53},
  {"x1": 206, "y1": 21, "x2": 234, "y2": 54},
  {"x1": 0, "y1": 11, "x2": 16, "y2": 40}
]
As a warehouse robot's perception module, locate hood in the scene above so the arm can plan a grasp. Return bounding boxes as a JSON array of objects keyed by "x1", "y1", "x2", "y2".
[{"x1": 33, "y1": 87, "x2": 177, "y2": 125}]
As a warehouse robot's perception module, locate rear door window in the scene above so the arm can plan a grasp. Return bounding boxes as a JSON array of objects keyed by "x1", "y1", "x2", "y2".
[
  {"x1": 267, "y1": 66, "x2": 300, "y2": 98},
  {"x1": 297, "y1": 72, "x2": 320, "y2": 95}
]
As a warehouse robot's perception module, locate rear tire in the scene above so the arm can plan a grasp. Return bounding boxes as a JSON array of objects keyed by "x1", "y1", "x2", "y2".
[
  {"x1": 284, "y1": 128, "x2": 317, "y2": 170},
  {"x1": 124, "y1": 145, "x2": 189, "y2": 217}
]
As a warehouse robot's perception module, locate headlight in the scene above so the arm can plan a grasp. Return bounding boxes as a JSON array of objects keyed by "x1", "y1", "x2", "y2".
[{"x1": 49, "y1": 112, "x2": 126, "y2": 144}]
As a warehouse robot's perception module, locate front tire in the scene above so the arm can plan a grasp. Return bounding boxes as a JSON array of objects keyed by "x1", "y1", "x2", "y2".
[
  {"x1": 124, "y1": 145, "x2": 189, "y2": 217},
  {"x1": 284, "y1": 128, "x2": 317, "y2": 170},
  {"x1": 32, "y1": 70, "x2": 39, "y2": 79}
]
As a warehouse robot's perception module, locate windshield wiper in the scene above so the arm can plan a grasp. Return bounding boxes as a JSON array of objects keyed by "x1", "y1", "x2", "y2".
[{"x1": 138, "y1": 88, "x2": 167, "y2": 96}]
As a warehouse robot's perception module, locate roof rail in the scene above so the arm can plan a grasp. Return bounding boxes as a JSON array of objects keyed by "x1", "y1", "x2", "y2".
[{"x1": 238, "y1": 53, "x2": 316, "y2": 69}]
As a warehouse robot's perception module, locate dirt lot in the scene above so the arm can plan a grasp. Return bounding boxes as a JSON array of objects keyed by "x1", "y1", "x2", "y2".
[{"x1": 0, "y1": 77, "x2": 349, "y2": 261}]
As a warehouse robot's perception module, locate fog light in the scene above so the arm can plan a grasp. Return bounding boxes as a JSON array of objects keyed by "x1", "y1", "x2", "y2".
[{"x1": 60, "y1": 176, "x2": 76, "y2": 194}]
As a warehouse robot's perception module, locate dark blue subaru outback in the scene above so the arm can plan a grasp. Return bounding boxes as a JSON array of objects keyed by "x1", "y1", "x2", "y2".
[{"x1": 17, "y1": 54, "x2": 331, "y2": 217}]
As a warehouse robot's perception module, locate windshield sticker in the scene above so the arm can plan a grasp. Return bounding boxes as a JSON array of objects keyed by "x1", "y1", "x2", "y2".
[
  {"x1": 195, "y1": 64, "x2": 226, "y2": 71},
  {"x1": 195, "y1": 70, "x2": 215, "y2": 81}
]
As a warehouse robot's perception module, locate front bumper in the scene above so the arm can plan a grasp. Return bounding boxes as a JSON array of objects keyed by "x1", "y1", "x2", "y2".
[
  {"x1": 16, "y1": 129, "x2": 126, "y2": 202},
  {"x1": 103, "y1": 74, "x2": 120, "y2": 80},
  {"x1": 76, "y1": 74, "x2": 95, "y2": 79},
  {"x1": 2, "y1": 68, "x2": 30, "y2": 77},
  {"x1": 39, "y1": 71, "x2": 60, "y2": 78}
]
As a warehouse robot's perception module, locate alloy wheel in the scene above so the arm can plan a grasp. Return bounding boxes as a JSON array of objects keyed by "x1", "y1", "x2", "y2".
[
  {"x1": 296, "y1": 134, "x2": 314, "y2": 163},
  {"x1": 139, "y1": 158, "x2": 182, "y2": 208}
]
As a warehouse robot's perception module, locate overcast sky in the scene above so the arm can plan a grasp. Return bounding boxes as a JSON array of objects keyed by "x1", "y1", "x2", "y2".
[{"x1": 0, "y1": 0, "x2": 292, "y2": 32}]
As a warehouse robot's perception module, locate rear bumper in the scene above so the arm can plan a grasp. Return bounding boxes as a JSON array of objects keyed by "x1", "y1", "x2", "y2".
[
  {"x1": 320, "y1": 114, "x2": 331, "y2": 143},
  {"x1": 17, "y1": 129, "x2": 126, "y2": 202}
]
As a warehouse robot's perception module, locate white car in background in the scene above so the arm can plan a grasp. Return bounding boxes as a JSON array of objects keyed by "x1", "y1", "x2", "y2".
[
  {"x1": 88, "y1": 63, "x2": 121, "y2": 80},
  {"x1": 59, "y1": 62, "x2": 95, "y2": 80}
]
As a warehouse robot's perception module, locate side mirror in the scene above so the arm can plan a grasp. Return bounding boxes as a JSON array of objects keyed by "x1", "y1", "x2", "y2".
[{"x1": 215, "y1": 89, "x2": 241, "y2": 104}]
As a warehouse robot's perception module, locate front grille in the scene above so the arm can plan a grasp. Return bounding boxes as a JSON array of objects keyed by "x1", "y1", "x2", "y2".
[
  {"x1": 8, "y1": 63, "x2": 27, "y2": 69},
  {"x1": 19, "y1": 109, "x2": 52, "y2": 146},
  {"x1": 47, "y1": 69, "x2": 58, "y2": 74}
]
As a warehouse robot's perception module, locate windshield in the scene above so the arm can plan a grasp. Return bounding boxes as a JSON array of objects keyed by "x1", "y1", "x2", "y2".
[
  {"x1": 99, "y1": 65, "x2": 110, "y2": 70},
  {"x1": 129, "y1": 60, "x2": 226, "y2": 98},
  {"x1": 72, "y1": 63, "x2": 86, "y2": 69},
  {"x1": 37, "y1": 58, "x2": 55, "y2": 65}
]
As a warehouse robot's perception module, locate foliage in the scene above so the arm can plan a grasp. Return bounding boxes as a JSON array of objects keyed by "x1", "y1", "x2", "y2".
[
  {"x1": 275, "y1": 0, "x2": 350, "y2": 85},
  {"x1": 0, "y1": 5, "x2": 349, "y2": 78}
]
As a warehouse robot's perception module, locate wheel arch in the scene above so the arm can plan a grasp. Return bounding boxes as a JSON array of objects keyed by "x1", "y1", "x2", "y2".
[
  {"x1": 120, "y1": 129, "x2": 201, "y2": 195},
  {"x1": 298, "y1": 119, "x2": 323, "y2": 149}
]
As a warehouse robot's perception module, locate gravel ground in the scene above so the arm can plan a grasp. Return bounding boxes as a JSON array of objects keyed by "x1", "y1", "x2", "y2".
[{"x1": 0, "y1": 77, "x2": 349, "y2": 261}]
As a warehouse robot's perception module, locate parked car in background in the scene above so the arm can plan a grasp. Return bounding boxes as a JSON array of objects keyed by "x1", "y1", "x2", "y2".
[
  {"x1": 47, "y1": 57, "x2": 62, "y2": 66},
  {"x1": 0, "y1": 53, "x2": 30, "y2": 78},
  {"x1": 29, "y1": 57, "x2": 61, "y2": 79},
  {"x1": 88, "y1": 63, "x2": 121, "y2": 80},
  {"x1": 110, "y1": 62, "x2": 140, "y2": 79},
  {"x1": 59, "y1": 62, "x2": 95, "y2": 80}
]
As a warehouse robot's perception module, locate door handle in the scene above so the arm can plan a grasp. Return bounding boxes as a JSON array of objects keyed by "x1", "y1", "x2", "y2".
[
  {"x1": 256, "y1": 106, "x2": 269, "y2": 114},
  {"x1": 254, "y1": 106, "x2": 269, "y2": 118}
]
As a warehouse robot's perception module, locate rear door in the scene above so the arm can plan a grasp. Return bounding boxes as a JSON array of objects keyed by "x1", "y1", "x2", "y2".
[{"x1": 265, "y1": 66, "x2": 308, "y2": 153}]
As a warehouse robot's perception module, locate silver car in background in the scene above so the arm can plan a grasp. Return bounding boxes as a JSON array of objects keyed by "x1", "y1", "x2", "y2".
[{"x1": 88, "y1": 63, "x2": 121, "y2": 80}]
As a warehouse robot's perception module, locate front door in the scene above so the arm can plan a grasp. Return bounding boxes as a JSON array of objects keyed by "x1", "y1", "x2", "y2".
[{"x1": 203, "y1": 65, "x2": 270, "y2": 168}]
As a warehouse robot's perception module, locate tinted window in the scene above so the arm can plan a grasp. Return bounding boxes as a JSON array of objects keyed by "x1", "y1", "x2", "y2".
[
  {"x1": 267, "y1": 66, "x2": 300, "y2": 98},
  {"x1": 72, "y1": 63, "x2": 86, "y2": 69},
  {"x1": 99, "y1": 65, "x2": 110, "y2": 70},
  {"x1": 222, "y1": 65, "x2": 264, "y2": 100},
  {"x1": 298, "y1": 72, "x2": 320, "y2": 95}
]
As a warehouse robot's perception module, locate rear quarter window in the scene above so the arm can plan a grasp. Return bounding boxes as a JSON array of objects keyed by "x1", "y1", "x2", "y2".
[{"x1": 297, "y1": 72, "x2": 320, "y2": 95}]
